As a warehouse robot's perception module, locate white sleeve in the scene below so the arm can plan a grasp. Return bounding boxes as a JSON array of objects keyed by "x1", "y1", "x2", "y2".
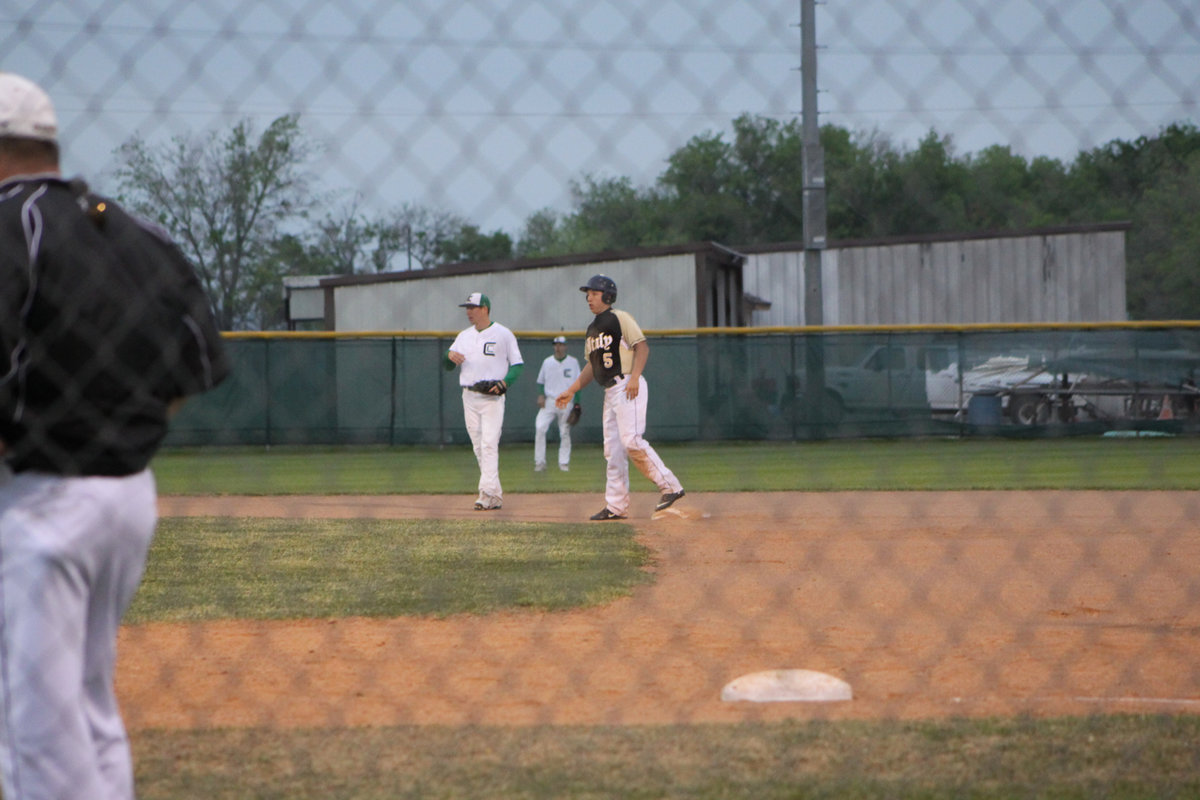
[
  {"x1": 449, "y1": 328, "x2": 470, "y2": 355},
  {"x1": 505, "y1": 327, "x2": 523, "y2": 367}
]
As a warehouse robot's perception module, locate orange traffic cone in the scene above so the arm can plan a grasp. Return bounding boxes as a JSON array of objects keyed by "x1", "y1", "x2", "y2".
[{"x1": 1158, "y1": 395, "x2": 1174, "y2": 420}]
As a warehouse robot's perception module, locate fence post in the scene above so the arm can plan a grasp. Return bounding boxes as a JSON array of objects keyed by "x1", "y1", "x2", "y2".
[{"x1": 389, "y1": 336, "x2": 398, "y2": 446}]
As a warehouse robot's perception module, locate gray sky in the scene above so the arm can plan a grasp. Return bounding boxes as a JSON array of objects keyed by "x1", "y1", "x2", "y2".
[{"x1": 4, "y1": 0, "x2": 1197, "y2": 236}]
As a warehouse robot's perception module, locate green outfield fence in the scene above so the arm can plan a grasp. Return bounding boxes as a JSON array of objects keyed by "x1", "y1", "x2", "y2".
[{"x1": 166, "y1": 322, "x2": 1200, "y2": 447}]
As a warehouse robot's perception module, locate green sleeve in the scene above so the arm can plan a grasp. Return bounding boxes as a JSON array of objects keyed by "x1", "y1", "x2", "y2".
[{"x1": 504, "y1": 363, "x2": 524, "y2": 385}]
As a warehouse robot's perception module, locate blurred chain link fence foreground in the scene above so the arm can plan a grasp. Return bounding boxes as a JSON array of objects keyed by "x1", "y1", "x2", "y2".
[{"x1": 4, "y1": 0, "x2": 1200, "y2": 794}]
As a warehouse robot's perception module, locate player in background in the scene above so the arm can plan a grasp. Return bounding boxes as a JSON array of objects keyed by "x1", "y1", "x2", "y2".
[
  {"x1": 0, "y1": 72, "x2": 229, "y2": 800},
  {"x1": 533, "y1": 335, "x2": 581, "y2": 472},
  {"x1": 556, "y1": 275, "x2": 684, "y2": 520},
  {"x1": 444, "y1": 292, "x2": 523, "y2": 510}
]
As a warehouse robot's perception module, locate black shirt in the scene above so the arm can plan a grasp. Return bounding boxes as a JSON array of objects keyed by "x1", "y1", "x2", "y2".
[
  {"x1": 584, "y1": 307, "x2": 645, "y2": 388},
  {"x1": 0, "y1": 176, "x2": 229, "y2": 475}
]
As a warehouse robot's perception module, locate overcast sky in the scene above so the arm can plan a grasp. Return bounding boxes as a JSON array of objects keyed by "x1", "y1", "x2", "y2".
[{"x1": 4, "y1": 0, "x2": 1197, "y2": 235}]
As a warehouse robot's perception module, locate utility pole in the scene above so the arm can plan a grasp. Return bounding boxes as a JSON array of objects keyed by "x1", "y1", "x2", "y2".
[{"x1": 800, "y1": 0, "x2": 827, "y2": 434}]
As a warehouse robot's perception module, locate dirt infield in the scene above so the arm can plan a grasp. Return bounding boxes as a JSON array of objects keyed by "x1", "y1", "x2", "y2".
[{"x1": 117, "y1": 491, "x2": 1200, "y2": 729}]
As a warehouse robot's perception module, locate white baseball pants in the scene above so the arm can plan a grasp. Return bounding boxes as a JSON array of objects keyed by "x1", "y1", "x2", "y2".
[
  {"x1": 0, "y1": 469, "x2": 157, "y2": 800},
  {"x1": 533, "y1": 402, "x2": 572, "y2": 468},
  {"x1": 602, "y1": 375, "x2": 682, "y2": 516},
  {"x1": 462, "y1": 389, "x2": 506, "y2": 503}
]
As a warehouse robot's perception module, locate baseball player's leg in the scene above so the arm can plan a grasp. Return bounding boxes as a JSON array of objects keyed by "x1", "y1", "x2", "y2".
[
  {"x1": 463, "y1": 389, "x2": 484, "y2": 458},
  {"x1": 0, "y1": 472, "x2": 155, "y2": 800},
  {"x1": 462, "y1": 391, "x2": 490, "y2": 503},
  {"x1": 556, "y1": 406, "x2": 572, "y2": 469},
  {"x1": 615, "y1": 376, "x2": 683, "y2": 494},
  {"x1": 477, "y1": 395, "x2": 505, "y2": 503},
  {"x1": 533, "y1": 405, "x2": 554, "y2": 469},
  {"x1": 602, "y1": 386, "x2": 632, "y2": 516},
  {"x1": 84, "y1": 471, "x2": 157, "y2": 800}
]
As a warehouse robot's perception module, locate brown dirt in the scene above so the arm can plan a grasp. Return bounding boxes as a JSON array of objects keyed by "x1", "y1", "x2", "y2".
[{"x1": 118, "y1": 490, "x2": 1200, "y2": 729}]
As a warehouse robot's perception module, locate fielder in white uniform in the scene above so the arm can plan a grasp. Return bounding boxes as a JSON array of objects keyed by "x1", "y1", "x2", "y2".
[
  {"x1": 0, "y1": 73, "x2": 229, "y2": 800},
  {"x1": 444, "y1": 292, "x2": 523, "y2": 510},
  {"x1": 533, "y1": 336, "x2": 581, "y2": 472},
  {"x1": 556, "y1": 275, "x2": 684, "y2": 520}
]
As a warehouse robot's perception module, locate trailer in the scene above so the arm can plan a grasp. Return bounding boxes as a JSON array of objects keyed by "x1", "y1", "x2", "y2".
[{"x1": 946, "y1": 348, "x2": 1200, "y2": 425}]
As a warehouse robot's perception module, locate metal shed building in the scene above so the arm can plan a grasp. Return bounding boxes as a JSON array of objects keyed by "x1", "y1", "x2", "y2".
[
  {"x1": 294, "y1": 222, "x2": 1128, "y2": 331},
  {"x1": 740, "y1": 222, "x2": 1129, "y2": 326},
  {"x1": 314, "y1": 242, "x2": 746, "y2": 332}
]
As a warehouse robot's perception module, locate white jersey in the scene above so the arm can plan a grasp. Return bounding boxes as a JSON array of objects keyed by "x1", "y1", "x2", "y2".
[
  {"x1": 450, "y1": 322, "x2": 523, "y2": 385},
  {"x1": 537, "y1": 354, "x2": 581, "y2": 398}
]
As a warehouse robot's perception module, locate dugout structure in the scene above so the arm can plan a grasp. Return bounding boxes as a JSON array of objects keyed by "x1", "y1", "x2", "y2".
[{"x1": 166, "y1": 322, "x2": 1200, "y2": 447}]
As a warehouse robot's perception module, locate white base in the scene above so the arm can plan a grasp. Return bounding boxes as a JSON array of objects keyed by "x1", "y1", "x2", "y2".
[{"x1": 721, "y1": 669, "x2": 852, "y2": 703}]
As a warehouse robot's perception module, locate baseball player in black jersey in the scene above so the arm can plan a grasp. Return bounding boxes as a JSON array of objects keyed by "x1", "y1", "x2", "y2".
[
  {"x1": 0, "y1": 73, "x2": 229, "y2": 800},
  {"x1": 556, "y1": 274, "x2": 684, "y2": 520}
]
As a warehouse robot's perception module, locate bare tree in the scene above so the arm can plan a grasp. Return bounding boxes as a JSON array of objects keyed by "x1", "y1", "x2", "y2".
[
  {"x1": 382, "y1": 203, "x2": 472, "y2": 270},
  {"x1": 113, "y1": 114, "x2": 316, "y2": 329}
]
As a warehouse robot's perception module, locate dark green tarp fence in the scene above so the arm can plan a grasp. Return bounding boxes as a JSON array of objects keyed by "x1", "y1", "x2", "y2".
[{"x1": 167, "y1": 325, "x2": 1200, "y2": 447}]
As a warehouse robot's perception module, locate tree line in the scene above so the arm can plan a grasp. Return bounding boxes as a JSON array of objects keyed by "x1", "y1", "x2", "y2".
[{"x1": 113, "y1": 114, "x2": 1200, "y2": 329}]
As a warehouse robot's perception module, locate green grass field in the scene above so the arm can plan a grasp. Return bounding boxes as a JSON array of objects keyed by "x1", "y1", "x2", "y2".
[
  {"x1": 126, "y1": 516, "x2": 652, "y2": 623},
  {"x1": 133, "y1": 717, "x2": 1200, "y2": 800},
  {"x1": 130, "y1": 437, "x2": 1200, "y2": 798},
  {"x1": 152, "y1": 436, "x2": 1200, "y2": 494}
]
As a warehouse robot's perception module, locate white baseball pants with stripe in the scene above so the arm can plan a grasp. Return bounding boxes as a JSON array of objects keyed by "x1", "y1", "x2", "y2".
[
  {"x1": 0, "y1": 469, "x2": 157, "y2": 800},
  {"x1": 602, "y1": 375, "x2": 682, "y2": 516},
  {"x1": 462, "y1": 389, "x2": 506, "y2": 504},
  {"x1": 533, "y1": 402, "x2": 572, "y2": 468}
]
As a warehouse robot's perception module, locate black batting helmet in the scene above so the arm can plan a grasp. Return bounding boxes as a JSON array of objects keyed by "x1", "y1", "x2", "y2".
[{"x1": 580, "y1": 274, "x2": 617, "y2": 305}]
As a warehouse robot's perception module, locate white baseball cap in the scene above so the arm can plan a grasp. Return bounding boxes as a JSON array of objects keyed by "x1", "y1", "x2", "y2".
[
  {"x1": 553, "y1": 335, "x2": 567, "y2": 344},
  {"x1": 0, "y1": 73, "x2": 57, "y2": 143}
]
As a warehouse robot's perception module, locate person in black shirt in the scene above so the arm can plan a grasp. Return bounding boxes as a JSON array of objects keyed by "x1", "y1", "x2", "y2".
[
  {"x1": 556, "y1": 274, "x2": 684, "y2": 520},
  {"x1": 0, "y1": 72, "x2": 228, "y2": 800}
]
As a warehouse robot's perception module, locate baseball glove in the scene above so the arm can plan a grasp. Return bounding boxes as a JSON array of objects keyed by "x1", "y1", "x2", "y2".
[
  {"x1": 469, "y1": 379, "x2": 507, "y2": 395},
  {"x1": 567, "y1": 402, "x2": 583, "y2": 426}
]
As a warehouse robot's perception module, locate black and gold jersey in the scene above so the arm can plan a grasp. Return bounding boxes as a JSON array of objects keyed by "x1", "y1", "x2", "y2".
[{"x1": 584, "y1": 308, "x2": 645, "y2": 387}]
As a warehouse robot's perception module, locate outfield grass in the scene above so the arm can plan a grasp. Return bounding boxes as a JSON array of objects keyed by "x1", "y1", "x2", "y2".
[{"x1": 152, "y1": 436, "x2": 1200, "y2": 494}]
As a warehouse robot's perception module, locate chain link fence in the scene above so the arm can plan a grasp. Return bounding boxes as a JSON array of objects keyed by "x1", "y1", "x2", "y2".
[
  {"x1": 4, "y1": 0, "x2": 1200, "y2": 795},
  {"x1": 168, "y1": 325, "x2": 1200, "y2": 446}
]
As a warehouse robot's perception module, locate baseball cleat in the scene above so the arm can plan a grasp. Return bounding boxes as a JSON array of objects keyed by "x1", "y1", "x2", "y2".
[
  {"x1": 559, "y1": 464, "x2": 569, "y2": 472},
  {"x1": 655, "y1": 490, "x2": 686, "y2": 512},
  {"x1": 589, "y1": 507, "x2": 626, "y2": 521},
  {"x1": 474, "y1": 495, "x2": 502, "y2": 511},
  {"x1": 534, "y1": 463, "x2": 546, "y2": 472}
]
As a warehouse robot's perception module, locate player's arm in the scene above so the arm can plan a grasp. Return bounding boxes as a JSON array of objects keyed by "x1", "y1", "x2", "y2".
[
  {"x1": 445, "y1": 349, "x2": 465, "y2": 368},
  {"x1": 0, "y1": 225, "x2": 29, "y2": 380},
  {"x1": 626, "y1": 340, "x2": 649, "y2": 399},
  {"x1": 535, "y1": 360, "x2": 548, "y2": 407},
  {"x1": 0, "y1": 238, "x2": 29, "y2": 446},
  {"x1": 488, "y1": 362, "x2": 523, "y2": 393},
  {"x1": 556, "y1": 361, "x2": 594, "y2": 408}
]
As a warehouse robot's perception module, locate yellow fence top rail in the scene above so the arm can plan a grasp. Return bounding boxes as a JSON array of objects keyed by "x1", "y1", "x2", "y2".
[{"x1": 223, "y1": 321, "x2": 1200, "y2": 340}]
